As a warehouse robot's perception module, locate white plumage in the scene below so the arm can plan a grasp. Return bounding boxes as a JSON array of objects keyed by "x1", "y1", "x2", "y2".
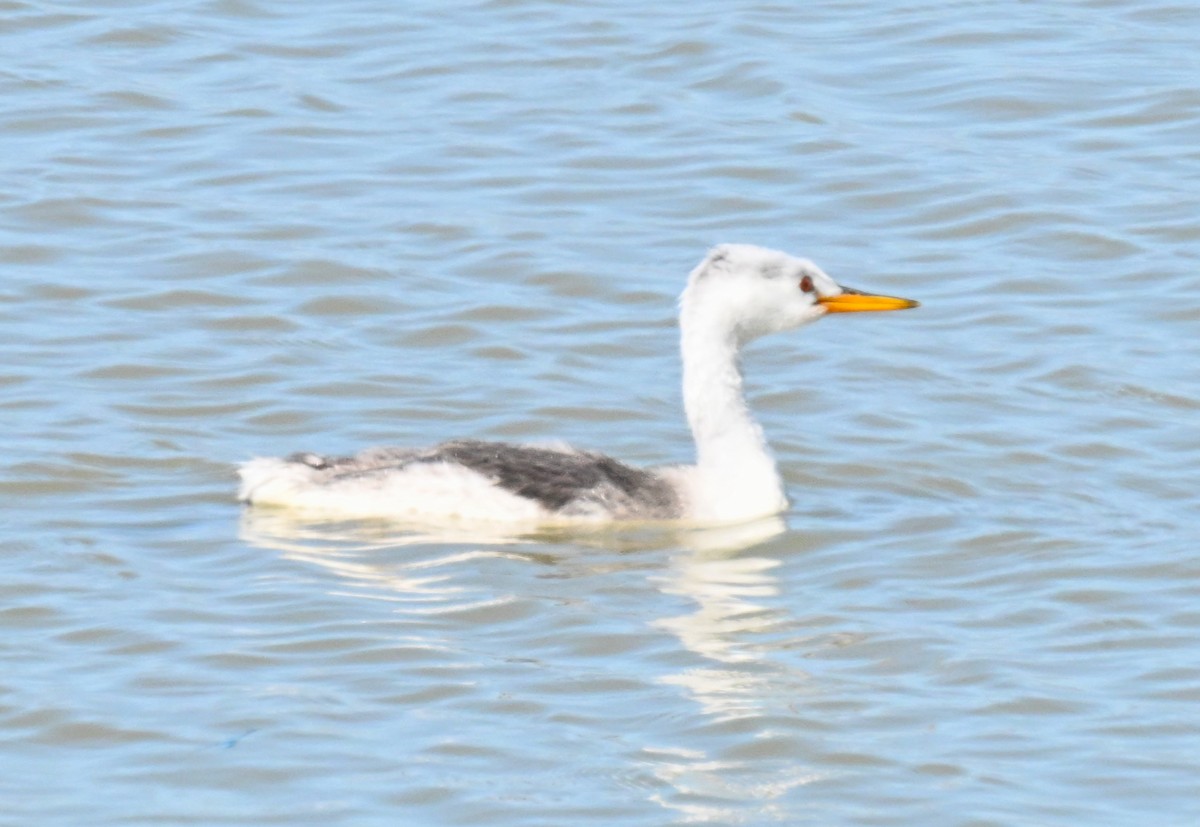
[{"x1": 238, "y1": 244, "x2": 917, "y2": 524}]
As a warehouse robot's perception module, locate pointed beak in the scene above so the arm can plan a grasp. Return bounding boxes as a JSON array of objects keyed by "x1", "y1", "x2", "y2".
[{"x1": 818, "y1": 286, "x2": 919, "y2": 313}]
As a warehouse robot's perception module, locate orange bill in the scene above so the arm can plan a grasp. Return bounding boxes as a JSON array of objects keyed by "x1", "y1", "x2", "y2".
[{"x1": 818, "y1": 287, "x2": 919, "y2": 313}]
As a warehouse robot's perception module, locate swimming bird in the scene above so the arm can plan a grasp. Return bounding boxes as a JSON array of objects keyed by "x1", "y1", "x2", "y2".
[{"x1": 238, "y1": 244, "x2": 917, "y2": 524}]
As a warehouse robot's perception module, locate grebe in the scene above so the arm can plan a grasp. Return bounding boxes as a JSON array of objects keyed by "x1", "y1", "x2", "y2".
[{"x1": 238, "y1": 244, "x2": 917, "y2": 524}]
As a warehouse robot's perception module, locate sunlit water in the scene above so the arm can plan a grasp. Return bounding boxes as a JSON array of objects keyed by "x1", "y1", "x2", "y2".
[{"x1": 3, "y1": 1, "x2": 1199, "y2": 824}]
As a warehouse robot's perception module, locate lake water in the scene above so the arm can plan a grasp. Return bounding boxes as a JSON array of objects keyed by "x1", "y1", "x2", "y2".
[{"x1": 2, "y1": 1, "x2": 1199, "y2": 824}]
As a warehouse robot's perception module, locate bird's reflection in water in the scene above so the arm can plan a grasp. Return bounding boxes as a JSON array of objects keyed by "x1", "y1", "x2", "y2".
[
  {"x1": 239, "y1": 509, "x2": 552, "y2": 607},
  {"x1": 649, "y1": 517, "x2": 828, "y2": 816},
  {"x1": 239, "y1": 510, "x2": 824, "y2": 817},
  {"x1": 657, "y1": 516, "x2": 795, "y2": 691},
  {"x1": 239, "y1": 509, "x2": 788, "y2": 572}
]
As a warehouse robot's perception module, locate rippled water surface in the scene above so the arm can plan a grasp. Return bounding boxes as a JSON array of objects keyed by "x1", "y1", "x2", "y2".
[{"x1": 3, "y1": 1, "x2": 1199, "y2": 824}]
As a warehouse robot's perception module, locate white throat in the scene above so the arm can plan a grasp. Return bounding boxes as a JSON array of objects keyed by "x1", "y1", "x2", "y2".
[{"x1": 679, "y1": 305, "x2": 787, "y2": 522}]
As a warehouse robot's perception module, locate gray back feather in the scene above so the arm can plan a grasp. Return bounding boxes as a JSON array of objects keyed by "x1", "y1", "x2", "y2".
[{"x1": 292, "y1": 439, "x2": 680, "y2": 519}]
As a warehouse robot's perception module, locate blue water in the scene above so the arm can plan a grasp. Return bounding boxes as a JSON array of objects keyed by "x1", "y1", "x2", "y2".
[{"x1": 2, "y1": 1, "x2": 1199, "y2": 824}]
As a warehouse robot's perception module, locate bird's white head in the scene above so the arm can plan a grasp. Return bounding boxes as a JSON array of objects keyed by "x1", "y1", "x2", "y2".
[
  {"x1": 680, "y1": 243, "x2": 918, "y2": 345},
  {"x1": 681, "y1": 244, "x2": 833, "y2": 342},
  {"x1": 674, "y1": 244, "x2": 917, "y2": 522}
]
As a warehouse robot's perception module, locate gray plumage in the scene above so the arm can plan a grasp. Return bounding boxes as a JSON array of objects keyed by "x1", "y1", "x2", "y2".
[{"x1": 285, "y1": 439, "x2": 681, "y2": 519}]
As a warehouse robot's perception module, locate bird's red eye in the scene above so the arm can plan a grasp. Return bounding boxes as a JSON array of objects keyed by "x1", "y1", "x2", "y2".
[{"x1": 799, "y1": 275, "x2": 815, "y2": 293}]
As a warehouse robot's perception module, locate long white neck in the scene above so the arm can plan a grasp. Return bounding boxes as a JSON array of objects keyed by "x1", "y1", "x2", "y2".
[{"x1": 679, "y1": 308, "x2": 787, "y2": 522}]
